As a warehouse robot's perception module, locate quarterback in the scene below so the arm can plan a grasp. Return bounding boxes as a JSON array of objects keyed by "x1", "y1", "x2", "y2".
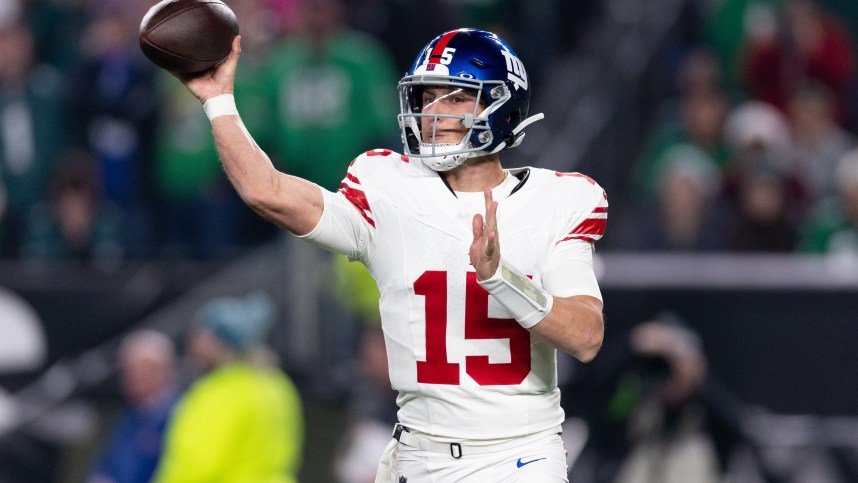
[{"x1": 183, "y1": 28, "x2": 607, "y2": 482}]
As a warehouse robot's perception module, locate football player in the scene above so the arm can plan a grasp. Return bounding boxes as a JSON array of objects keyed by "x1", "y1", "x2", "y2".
[{"x1": 183, "y1": 28, "x2": 607, "y2": 482}]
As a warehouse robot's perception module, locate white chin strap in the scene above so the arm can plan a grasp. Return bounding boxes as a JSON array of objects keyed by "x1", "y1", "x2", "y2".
[{"x1": 419, "y1": 142, "x2": 470, "y2": 172}]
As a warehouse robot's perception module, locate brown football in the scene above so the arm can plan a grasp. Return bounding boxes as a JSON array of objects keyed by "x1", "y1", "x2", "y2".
[{"x1": 139, "y1": 0, "x2": 239, "y2": 75}]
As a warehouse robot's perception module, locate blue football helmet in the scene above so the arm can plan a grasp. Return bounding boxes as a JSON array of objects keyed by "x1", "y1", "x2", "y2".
[{"x1": 398, "y1": 28, "x2": 544, "y2": 171}]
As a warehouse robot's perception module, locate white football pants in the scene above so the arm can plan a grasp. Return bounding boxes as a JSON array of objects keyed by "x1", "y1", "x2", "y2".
[{"x1": 375, "y1": 432, "x2": 568, "y2": 482}]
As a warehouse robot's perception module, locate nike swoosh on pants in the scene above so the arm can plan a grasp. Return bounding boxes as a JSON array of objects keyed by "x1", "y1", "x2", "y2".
[{"x1": 516, "y1": 457, "x2": 547, "y2": 468}]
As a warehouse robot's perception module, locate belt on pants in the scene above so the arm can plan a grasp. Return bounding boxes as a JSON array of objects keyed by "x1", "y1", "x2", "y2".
[{"x1": 392, "y1": 423, "x2": 554, "y2": 459}]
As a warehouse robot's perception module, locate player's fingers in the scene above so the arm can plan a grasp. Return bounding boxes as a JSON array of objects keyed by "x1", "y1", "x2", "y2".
[
  {"x1": 483, "y1": 188, "x2": 493, "y2": 215},
  {"x1": 221, "y1": 35, "x2": 241, "y2": 69},
  {"x1": 472, "y1": 214, "x2": 484, "y2": 239},
  {"x1": 485, "y1": 231, "x2": 496, "y2": 257},
  {"x1": 483, "y1": 189, "x2": 498, "y2": 232},
  {"x1": 229, "y1": 35, "x2": 242, "y2": 62}
]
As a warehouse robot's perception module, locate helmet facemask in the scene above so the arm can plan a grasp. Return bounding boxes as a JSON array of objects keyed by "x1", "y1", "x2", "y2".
[{"x1": 398, "y1": 75, "x2": 510, "y2": 172}]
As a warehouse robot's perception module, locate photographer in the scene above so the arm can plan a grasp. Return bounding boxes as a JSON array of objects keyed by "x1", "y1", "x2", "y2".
[{"x1": 564, "y1": 313, "x2": 746, "y2": 483}]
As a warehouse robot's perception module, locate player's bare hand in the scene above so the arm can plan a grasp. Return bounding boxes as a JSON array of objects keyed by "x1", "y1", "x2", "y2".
[
  {"x1": 470, "y1": 188, "x2": 501, "y2": 281},
  {"x1": 180, "y1": 35, "x2": 241, "y2": 102}
]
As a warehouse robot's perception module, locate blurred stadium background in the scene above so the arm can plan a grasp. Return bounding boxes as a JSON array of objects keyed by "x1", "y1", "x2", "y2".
[{"x1": 1, "y1": 0, "x2": 858, "y2": 481}]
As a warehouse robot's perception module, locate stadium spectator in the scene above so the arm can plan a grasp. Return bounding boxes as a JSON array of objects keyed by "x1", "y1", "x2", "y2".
[
  {"x1": 0, "y1": 12, "x2": 70, "y2": 257},
  {"x1": 153, "y1": 292, "x2": 304, "y2": 483},
  {"x1": 21, "y1": 149, "x2": 125, "y2": 267},
  {"x1": 719, "y1": 99, "x2": 811, "y2": 251},
  {"x1": 87, "y1": 329, "x2": 180, "y2": 483},
  {"x1": 725, "y1": 153, "x2": 798, "y2": 252},
  {"x1": 723, "y1": 100, "x2": 794, "y2": 160}
]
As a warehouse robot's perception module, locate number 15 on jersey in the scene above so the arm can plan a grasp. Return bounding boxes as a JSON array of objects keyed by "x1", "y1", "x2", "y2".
[{"x1": 414, "y1": 271, "x2": 532, "y2": 386}]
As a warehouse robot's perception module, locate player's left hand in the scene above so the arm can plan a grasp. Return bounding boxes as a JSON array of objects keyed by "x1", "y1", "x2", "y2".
[{"x1": 470, "y1": 189, "x2": 501, "y2": 280}]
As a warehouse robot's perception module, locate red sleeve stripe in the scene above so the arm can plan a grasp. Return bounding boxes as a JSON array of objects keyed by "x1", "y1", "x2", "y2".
[
  {"x1": 346, "y1": 172, "x2": 361, "y2": 185},
  {"x1": 559, "y1": 235, "x2": 601, "y2": 243},
  {"x1": 556, "y1": 216, "x2": 607, "y2": 244},
  {"x1": 571, "y1": 218, "x2": 606, "y2": 236},
  {"x1": 557, "y1": 229, "x2": 604, "y2": 243},
  {"x1": 337, "y1": 183, "x2": 375, "y2": 228}
]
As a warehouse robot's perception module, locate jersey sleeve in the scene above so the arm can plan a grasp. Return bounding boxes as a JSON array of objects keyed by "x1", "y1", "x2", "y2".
[
  {"x1": 543, "y1": 240, "x2": 602, "y2": 300},
  {"x1": 542, "y1": 175, "x2": 608, "y2": 300},
  {"x1": 555, "y1": 175, "x2": 608, "y2": 245},
  {"x1": 297, "y1": 157, "x2": 376, "y2": 261}
]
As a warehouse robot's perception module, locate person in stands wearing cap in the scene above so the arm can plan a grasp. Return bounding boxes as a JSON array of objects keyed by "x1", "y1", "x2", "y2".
[{"x1": 153, "y1": 292, "x2": 304, "y2": 483}]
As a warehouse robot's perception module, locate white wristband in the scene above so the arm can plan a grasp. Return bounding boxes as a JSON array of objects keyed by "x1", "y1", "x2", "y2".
[
  {"x1": 478, "y1": 259, "x2": 554, "y2": 329},
  {"x1": 203, "y1": 94, "x2": 238, "y2": 121}
]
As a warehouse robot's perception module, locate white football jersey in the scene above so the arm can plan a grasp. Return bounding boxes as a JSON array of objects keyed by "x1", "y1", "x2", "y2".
[{"x1": 303, "y1": 148, "x2": 608, "y2": 442}]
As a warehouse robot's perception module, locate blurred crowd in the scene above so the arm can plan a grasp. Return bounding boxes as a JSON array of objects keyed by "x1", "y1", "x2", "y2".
[
  {"x1": 0, "y1": 0, "x2": 596, "y2": 267},
  {"x1": 611, "y1": 0, "x2": 858, "y2": 256},
  {"x1": 3, "y1": 0, "x2": 855, "y2": 265}
]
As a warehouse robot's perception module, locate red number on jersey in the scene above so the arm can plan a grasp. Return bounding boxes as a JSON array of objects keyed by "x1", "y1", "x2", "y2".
[
  {"x1": 415, "y1": 271, "x2": 531, "y2": 386},
  {"x1": 415, "y1": 271, "x2": 459, "y2": 384}
]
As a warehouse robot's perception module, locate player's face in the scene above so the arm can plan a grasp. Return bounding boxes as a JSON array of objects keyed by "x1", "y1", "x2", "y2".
[{"x1": 420, "y1": 86, "x2": 482, "y2": 144}]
